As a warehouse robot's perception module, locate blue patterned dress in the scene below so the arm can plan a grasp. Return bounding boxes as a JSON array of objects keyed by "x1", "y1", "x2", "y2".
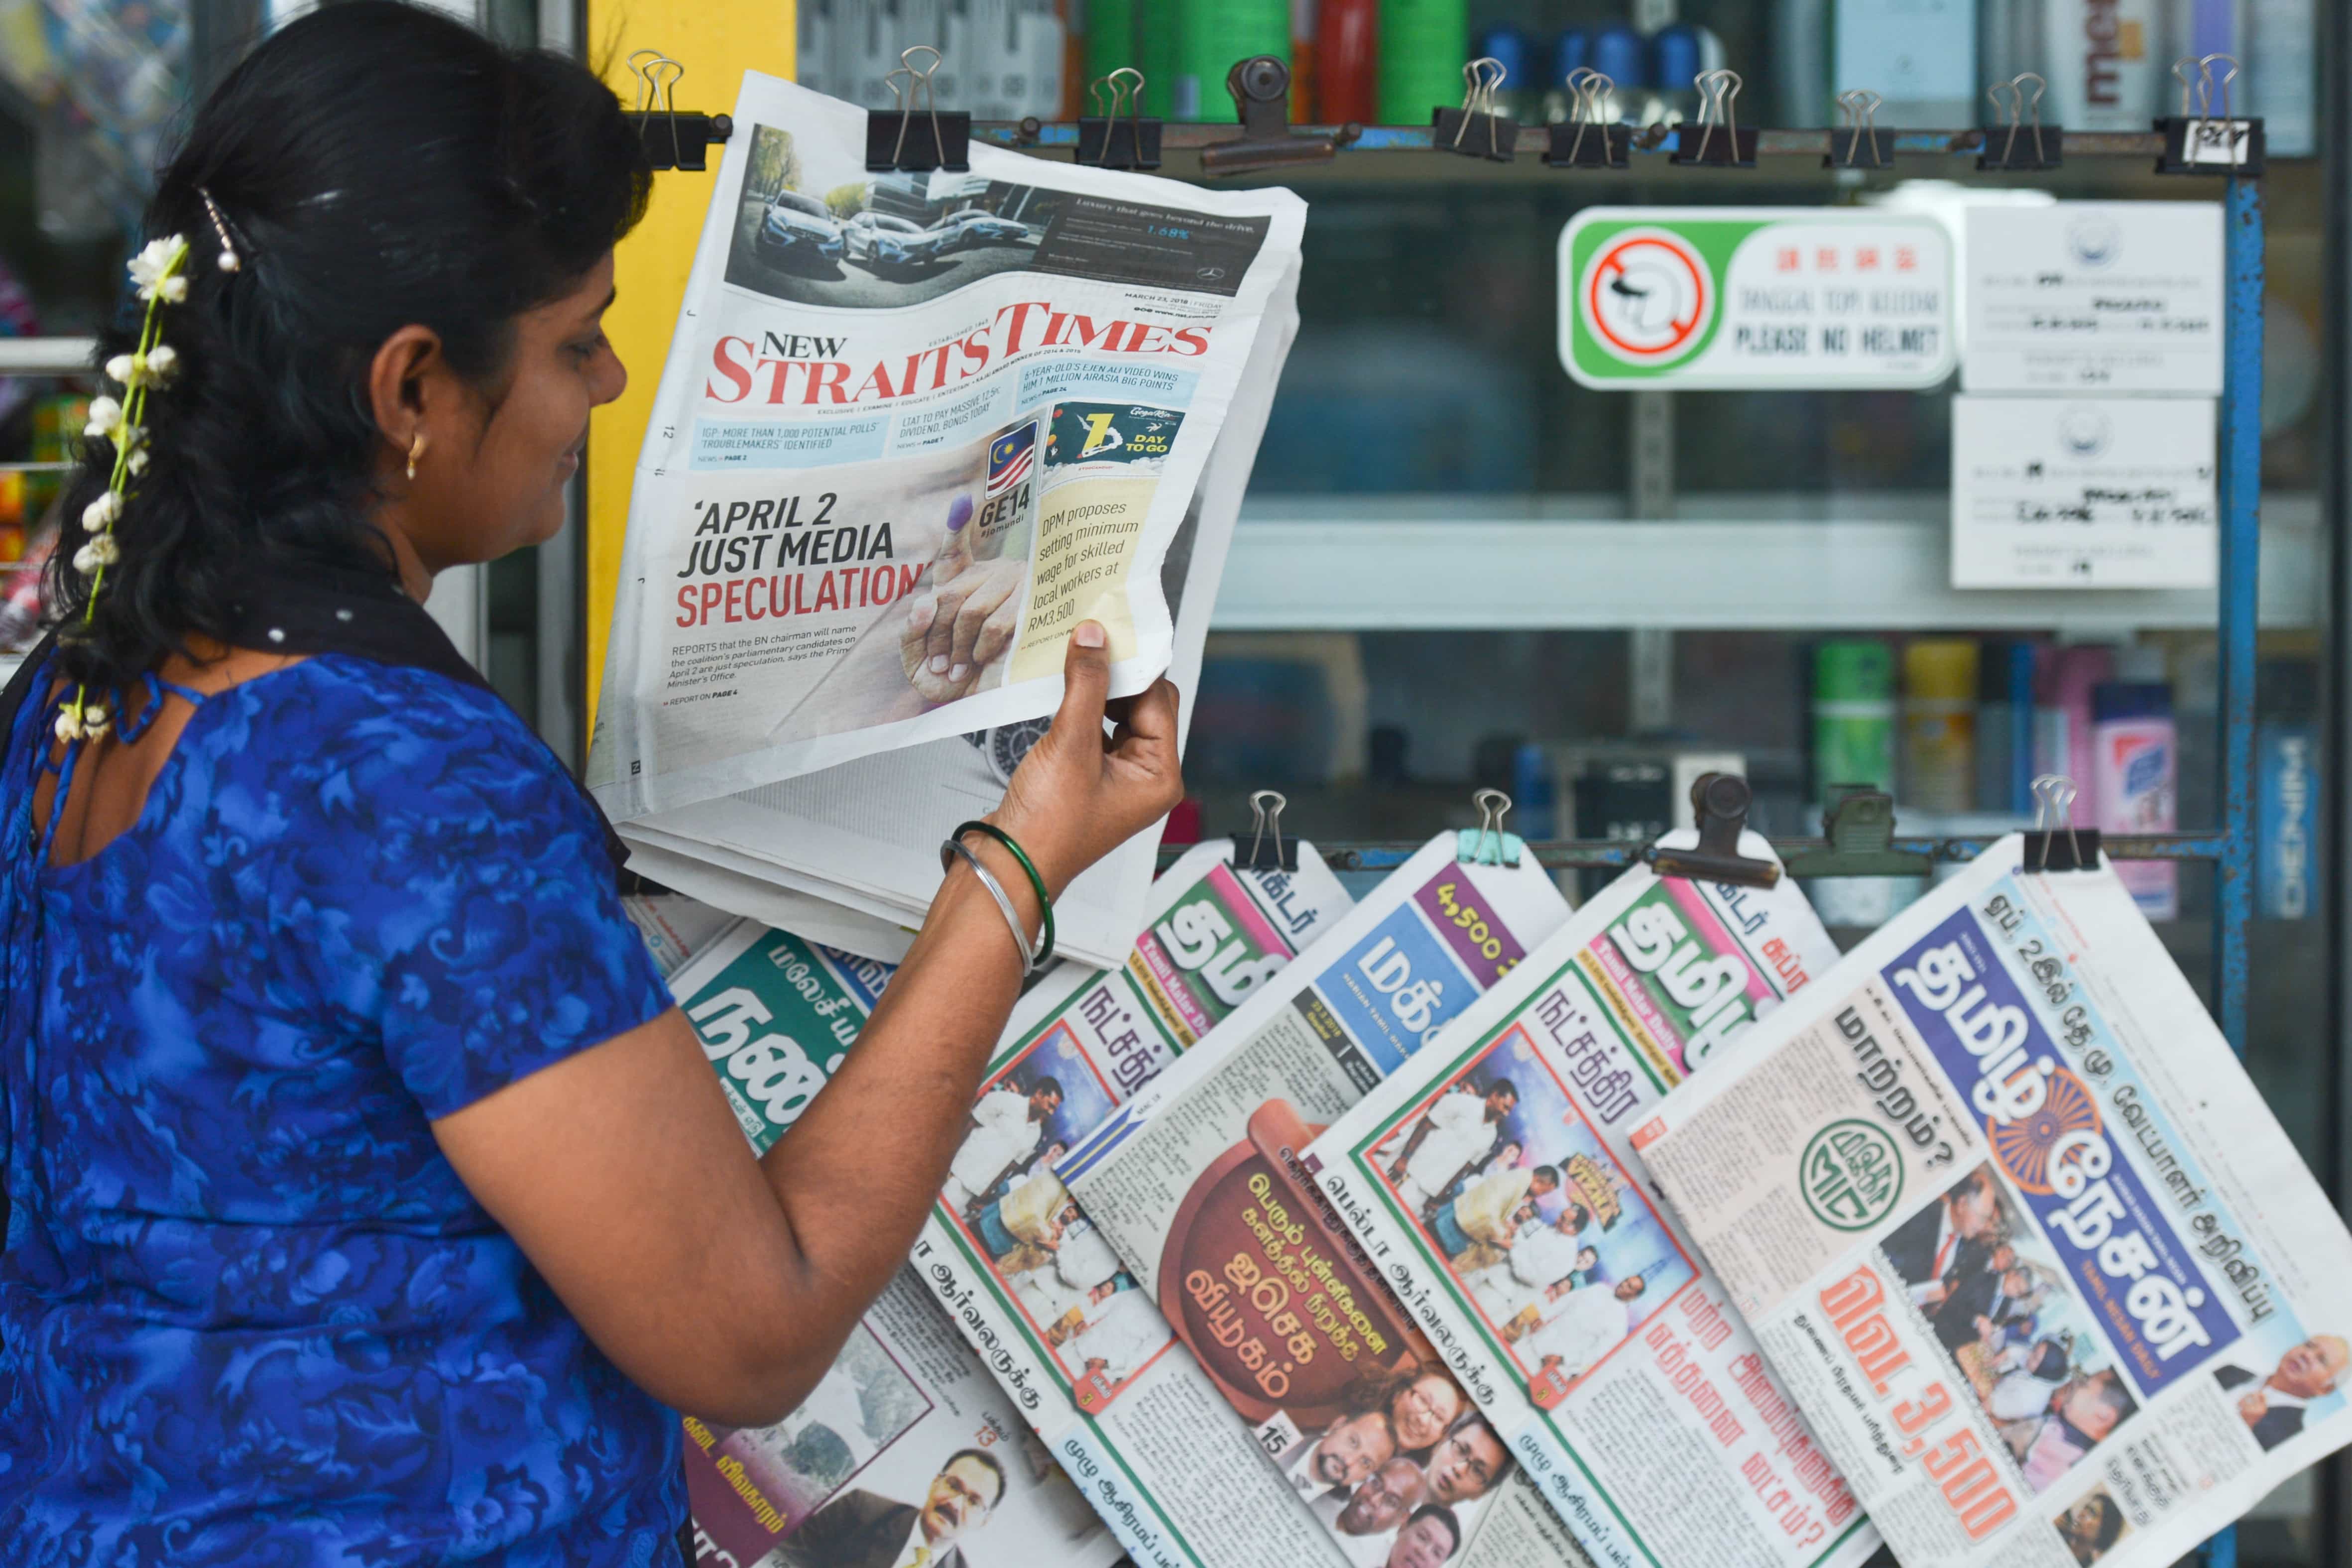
[{"x1": 0, "y1": 652, "x2": 685, "y2": 1564}]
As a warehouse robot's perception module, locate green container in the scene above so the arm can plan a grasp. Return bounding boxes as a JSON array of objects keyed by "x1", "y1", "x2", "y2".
[
  {"x1": 1813, "y1": 640, "x2": 1896, "y2": 798},
  {"x1": 1377, "y1": 0, "x2": 1466, "y2": 125},
  {"x1": 1138, "y1": 0, "x2": 1178, "y2": 117},
  {"x1": 1086, "y1": 0, "x2": 1139, "y2": 93},
  {"x1": 1173, "y1": 0, "x2": 1288, "y2": 120}
]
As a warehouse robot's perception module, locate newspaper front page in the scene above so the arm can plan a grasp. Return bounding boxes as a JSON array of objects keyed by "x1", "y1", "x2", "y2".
[
  {"x1": 1043, "y1": 833, "x2": 1577, "y2": 1564},
  {"x1": 1305, "y1": 836, "x2": 1883, "y2": 1568},
  {"x1": 587, "y1": 70, "x2": 1306, "y2": 965},
  {"x1": 1637, "y1": 838, "x2": 2352, "y2": 1568}
]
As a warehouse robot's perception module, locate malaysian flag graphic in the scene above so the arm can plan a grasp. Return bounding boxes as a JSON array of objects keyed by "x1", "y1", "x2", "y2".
[{"x1": 986, "y1": 423, "x2": 1036, "y2": 494}]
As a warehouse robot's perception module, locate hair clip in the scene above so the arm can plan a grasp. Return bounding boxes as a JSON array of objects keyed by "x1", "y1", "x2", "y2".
[{"x1": 198, "y1": 187, "x2": 241, "y2": 273}]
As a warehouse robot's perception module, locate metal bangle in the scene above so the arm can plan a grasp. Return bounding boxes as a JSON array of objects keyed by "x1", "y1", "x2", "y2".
[{"x1": 941, "y1": 836, "x2": 1037, "y2": 974}]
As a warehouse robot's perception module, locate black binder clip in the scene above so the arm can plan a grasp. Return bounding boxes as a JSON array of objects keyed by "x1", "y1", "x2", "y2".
[
  {"x1": 1827, "y1": 89, "x2": 1894, "y2": 170},
  {"x1": 2022, "y1": 775, "x2": 2103, "y2": 873},
  {"x1": 1779, "y1": 786, "x2": 1934, "y2": 879},
  {"x1": 1544, "y1": 68, "x2": 1631, "y2": 170},
  {"x1": 1201, "y1": 55, "x2": 1341, "y2": 176},
  {"x1": 1434, "y1": 57, "x2": 1518, "y2": 163},
  {"x1": 867, "y1": 46, "x2": 970, "y2": 172},
  {"x1": 1979, "y1": 73, "x2": 2062, "y2": 170},
  {"x1": 1648, "y1": 773, "x2": 1781, "y2": 890},
  {"x1": 1232, "y1": 789, "x2": 1299, "y2": 873},
  {"x1": 622, "y1": 51, "x2": 733, "y2": 172},
  {"x1": 1670, "y1": 69, "x2": 1756, "y2": 168},
  {"x1": 2158, "y1": 55, "x2": 2263, "y2": 176},
  {"x1": 1077, "y1": 67, "x2": 1162, "y2": 170}
]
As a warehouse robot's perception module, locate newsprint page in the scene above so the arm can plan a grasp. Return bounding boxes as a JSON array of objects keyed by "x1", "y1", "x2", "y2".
[
  {"x1": 1638, "y1": 837, "x2": 2352, "y2": 1568},
  {"x1": 588, "y1": 69, "x2": 1306, "y2": 967},
  {"x1": 1042, "y1": 833, "x2": 1584, "y2": 1567},
  {"x1": 1305, "y1": 836, "x2": 1883, "y2": 1568}
]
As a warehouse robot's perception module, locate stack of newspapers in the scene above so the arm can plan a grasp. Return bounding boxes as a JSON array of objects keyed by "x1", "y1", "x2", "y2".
[
  {"x1": 587, "y1": 71, "x2": 1306, "y2": 967},
  {"x1": 641, "y1": 817, "x2": 2352, "y2": 1568}
]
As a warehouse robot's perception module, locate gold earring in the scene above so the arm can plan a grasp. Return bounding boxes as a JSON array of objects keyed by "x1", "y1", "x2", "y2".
[{"x1": 406, "y1": 432, "x2": 426, "y2": 482}]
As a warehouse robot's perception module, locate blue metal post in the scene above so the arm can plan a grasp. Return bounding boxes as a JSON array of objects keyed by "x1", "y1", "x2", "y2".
[{"x1": 2199, "y1": 167, "x2": 2266, "y2": 1568}]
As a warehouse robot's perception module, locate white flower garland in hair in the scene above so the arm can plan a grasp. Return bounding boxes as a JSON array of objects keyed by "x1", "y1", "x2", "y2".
[{"x1": 58, "y1": 234, "x2": 190, "y2": 745}]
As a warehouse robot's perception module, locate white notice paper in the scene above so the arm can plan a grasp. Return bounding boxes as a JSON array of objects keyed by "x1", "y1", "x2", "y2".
[
  {"x1": 1963, "y1": 204, "x2": 2224, "y2": 396},
  {"x1": 1950, "y1": 395, "x2": 2217, "y2": 590}
]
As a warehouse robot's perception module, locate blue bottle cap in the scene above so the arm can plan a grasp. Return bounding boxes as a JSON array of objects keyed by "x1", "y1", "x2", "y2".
[
  {"x1": 1653, "y1": 23, "x2": 1704, "y2": 93},
  {"x1": 1473, "y1": 23, "x2": 1531, "y2": 89},
  {"x1": 1553, "y1": 28, "x2": 1590, "y2": 87},
  {"x1": 1590, "y1": 24, "x2": 1649, "y2": 90},
  {"x1": 2093, "y1": 681, "x2": 2173, "y2": 722}
]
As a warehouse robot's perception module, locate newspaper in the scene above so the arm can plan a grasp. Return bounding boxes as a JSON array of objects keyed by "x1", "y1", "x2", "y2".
[
  {"x1": 1636, "y1": 837, "x2": 2352, "y2": 1568},
  {"x1": 912, "y1": 837, "x2": 1359, "y2": 1567},
  {"x1": 1304, "y1": 836, "x2": 1884, "y2": 1568},
  {"x1": 587, "y1": 69, "x2": 1306, "y2": 967},
  {"x1": 1036, "y1": 832, "x2": 1575, "y2": 1564},
  {"x1": 657, "y1": 914, "x2": 1120, "y2": 1568}
]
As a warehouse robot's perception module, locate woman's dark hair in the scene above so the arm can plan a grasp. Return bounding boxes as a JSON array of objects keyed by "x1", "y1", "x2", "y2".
[{"x1": 46, "y1": 0, "x2": 649, "y2": 694}]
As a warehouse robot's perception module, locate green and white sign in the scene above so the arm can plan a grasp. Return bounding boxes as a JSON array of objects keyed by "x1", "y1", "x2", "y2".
[{"x1": 1559, "y1": 207, "x2": 1956, "y2": 390}]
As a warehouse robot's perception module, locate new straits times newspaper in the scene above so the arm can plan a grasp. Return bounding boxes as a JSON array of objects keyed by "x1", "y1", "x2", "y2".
[
  {"x1": 645, "y1": 905, "x2": 1120, "y2": 1568},
  {"x1": 588, "y1": 70, "x2": 1306, "y2": 966},
  {"x1": 1638, "y1": 838, "x2": 2352, "y2": 1568},
  {"x1": 1306, "y1": 837, "x2": 1884, "y2": 1568},
  {"x1": 1040, "y1": 833, "x2": 1592, "y2": 1567}
]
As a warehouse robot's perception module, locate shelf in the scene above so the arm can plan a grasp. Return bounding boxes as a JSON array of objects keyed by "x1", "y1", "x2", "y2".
[{"x1": 1211, "y1": 495, "x2": 2318, "y2": 633}]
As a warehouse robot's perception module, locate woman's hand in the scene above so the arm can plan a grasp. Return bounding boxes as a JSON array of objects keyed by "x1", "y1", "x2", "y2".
[{"x1": 989, "y1": 621, "x2": 1182, "y2": 897}]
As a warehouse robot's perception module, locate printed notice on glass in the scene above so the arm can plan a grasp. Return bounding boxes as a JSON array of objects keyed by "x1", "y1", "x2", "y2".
[
  {"x1": 1950, "y1": 396, "x2": 2216, "y2": 591},
  {"x1": 1962, "y1": 204, "x2": 2224, "y2": 395}
]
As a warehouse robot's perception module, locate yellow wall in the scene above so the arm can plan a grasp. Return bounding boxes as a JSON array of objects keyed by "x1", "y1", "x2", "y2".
[{"x1": 582, "y1": 0, "x2": 793, "y2": 736}]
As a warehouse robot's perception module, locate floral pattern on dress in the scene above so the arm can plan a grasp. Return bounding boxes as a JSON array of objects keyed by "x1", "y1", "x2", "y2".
[{"x1": 0, "y1": 653, "x2": 683, "y2": 1565}]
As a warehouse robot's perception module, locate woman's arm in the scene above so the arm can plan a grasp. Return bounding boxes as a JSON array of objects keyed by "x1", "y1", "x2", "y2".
[{"x1": 431, "y1": 625, "x2": 1181, "y2": 1425}]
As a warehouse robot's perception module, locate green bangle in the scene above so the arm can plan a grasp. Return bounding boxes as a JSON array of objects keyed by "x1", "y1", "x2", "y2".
[{"x1": 951, "y1": 820, "x2": 1055, "y2": 968}]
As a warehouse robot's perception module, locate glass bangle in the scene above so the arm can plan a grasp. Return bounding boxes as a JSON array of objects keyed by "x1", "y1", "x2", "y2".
[{"x1": 950, "y1": 820, "x2": 1055, "y2": 969}]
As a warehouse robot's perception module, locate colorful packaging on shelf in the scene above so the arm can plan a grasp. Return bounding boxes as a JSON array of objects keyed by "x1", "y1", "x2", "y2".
[
  {"x1": 1638, "y1": 838, "x2": 2352, "y2": 1568},
  {"x1": 2256, "y1": 660, "x2": 2318, "y2": 922},
  {"x1": 1305, "y1": 838, "x2": 1882, "y2": 1568},
  {"x1": 2090, "y1": 681, "x2": 2178, "y2": 923},
  {"x1": 1903, "y1": 640, "x2": 1979, "y2": 818}
]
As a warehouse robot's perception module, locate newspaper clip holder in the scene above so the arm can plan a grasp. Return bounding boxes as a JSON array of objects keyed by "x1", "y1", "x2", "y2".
[
  {"x1": 2158, "y1": 55, "x2": 2264, "y2": 176},
  {"x1": 1201, "y1": 56, "x2": 1341, "y2": 175},
  {"x1": 1670, "y1": 70, "x2": 1756, "y2": 168},
  {"x1": 1078, "y1": 68, "x2": 1162, "y2": 170},
  {"x1": 2021, "y1": 774, "x2": 2103, "y2": 873},
  {"x1": 1232, "y1": 789, "x2": 1299, "y2": 873},
  {"x1": 1778, "y1": 786, "x2": 1933, "y2": 880},
  {"x1": 1648, "y1": 773, "x2": 1780, "y2": 889},
  {"x1": 1456, "y1": 788, "x2": 1525, "y2": 868},
  {"x1": 1544, "y1": 69, "x2": 1631, "y2": 170},
  {"x1": 1827, "y1": 89, "x2": 1894, "y2": 170},
  {"x1": 867, "y1": 46, "x2": 971, "y2": 172},
  {"x1": 1980, "y1": 74, "x2": 2062, "y2": 170},
  {"x1": 1433, "y1": 57, "x2": 1519, "y2": 164},
  {"x1": 622, "y1": 52, "x2": 732, "y2": 171}
]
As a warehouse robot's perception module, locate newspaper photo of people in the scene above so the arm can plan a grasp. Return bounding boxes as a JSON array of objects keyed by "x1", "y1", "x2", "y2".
[
  {"x1": 939, "y1": 1032, "x2": 1174, "y2": 1408},
  {"x1": 725, "y1": 124, "x2": 1059, "y2": 309},
  {"x1": 1277, "y1": 1369, "x2": 1516, "y2": 1568},
  {"x1": 1878, "y1": 1163, "x2": 2141, "y2": 1495},
  {"x1": 2212, "y1": 1323, "x2": 2350, "y2": 1454},
  {"x1": 1368, "y1": 1029, "x2": 1697, "y2": 1408},
  {"x1": 2051, "y1": 1484, "x2": 2132, "y2": 1566}
]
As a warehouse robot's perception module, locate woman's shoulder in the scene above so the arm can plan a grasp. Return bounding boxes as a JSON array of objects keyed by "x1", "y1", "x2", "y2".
[{"x1": 211, "y1": 653, "x2": 576, "y2": 815}]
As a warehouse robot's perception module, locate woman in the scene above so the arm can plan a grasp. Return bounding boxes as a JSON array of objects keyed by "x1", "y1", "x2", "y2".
[{"x1": 0, "y1": 5, "x2": 1179, "y2": 1564}]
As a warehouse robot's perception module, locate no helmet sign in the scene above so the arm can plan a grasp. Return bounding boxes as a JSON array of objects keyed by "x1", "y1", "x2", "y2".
[{"x1": 1560, "y1": 209, "x2": 1956, "y2": 389}]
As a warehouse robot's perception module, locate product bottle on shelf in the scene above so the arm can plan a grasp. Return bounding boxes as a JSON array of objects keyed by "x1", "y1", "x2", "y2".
[
  {"x1": 2043, "y1": 0, "x2": 2164, "y2": 129},
  {"x1": 1139, "y1": 0, "x2": 1179, "y2": 115},
  {"x1": 1316, "y1": 0, "x2": 1378, "y2": 121},
  {"x1": 1652, "y1": 22, "x2": 1724, "y2": 125},
  {"x1": 1175, "y1": 0, "x2": 1290, "y2": 119},
  {"x1": 1086, "y1": 0, "x2": 1138, "y2": 87},
  {"x1": 1375, "y1": 0, "x2": 1465, "y2": 124},
  {"x1": 1587, "y1": 22, "x2": 1656, "y2": 125},
  {"x1": 1901, "y1": 638, "x2": 1979, "y2": 815},
  {"x1": 2033, "y1": 641, "x2": 2116, "y2": 789},
  {"x1": 2092, "y1": 677, "x2": 2179, "y2": 921},
  {"x1": 1810, "y1": 640, "x2": 1918, "y2": 929},
  {"x1": 1291, "y1": 0, "x2": 1317, "y2": 120},
  {"x1": 1975, "y1": 638, "x2": 2038, "y2": 817},
  {"x1": 1543, "y1": 27, "x2": 1591, "y2": 124},
  {"x1": 1473, "y1": 20, "x2": 1537, "y2": 126}
]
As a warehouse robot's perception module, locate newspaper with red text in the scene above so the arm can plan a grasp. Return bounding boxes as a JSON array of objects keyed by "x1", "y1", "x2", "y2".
[
  {"x1": 1305, "y1": 836, "x2": 1883, "y2": 1568},
  {"x1": 588, "y1": 69, "x2": 1304, "y2": 967},
  {"x1": 1637, "y1": 837, "x2": 2352, "y2": 1568}
]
